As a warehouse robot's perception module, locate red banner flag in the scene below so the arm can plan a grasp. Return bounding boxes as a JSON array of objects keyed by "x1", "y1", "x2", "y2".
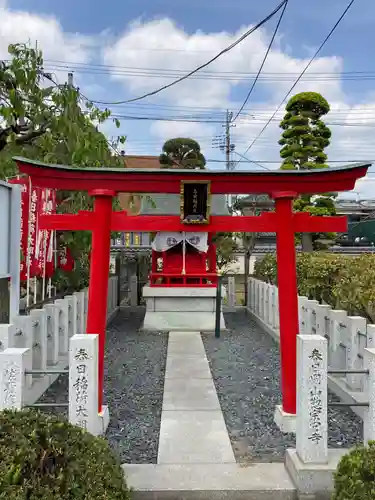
[
  {"x1": 36, "y1": 188, "x2": 56, "y2": 278},
  {"x1": 8, "y1": 178, "x2": 29, "y2": 281},
  {"x1": 28, "y1": 186, "x2": 42, "y2": 278},
  {"x1": 45, "y1": 190, "x2": 57, "y2": 279}
]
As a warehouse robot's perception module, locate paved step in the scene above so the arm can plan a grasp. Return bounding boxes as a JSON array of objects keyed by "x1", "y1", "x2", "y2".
[{"x1": 122, "y1": 463, "x2": 297, "y2": 500}]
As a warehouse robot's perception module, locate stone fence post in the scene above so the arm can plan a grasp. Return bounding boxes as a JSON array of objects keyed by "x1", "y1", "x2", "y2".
[
  {"x1": 69, "y1": 333, "x2": 109, "y2": 436},
  {"x1": 363, "y1": 347, "x2": 375, "y2": 444},
  {"x1": 0, "y1": 347, "x2": 32, "y2": 409},
  {"x1": 296, "y1": 334, "x2": 328, "y2": 464}
]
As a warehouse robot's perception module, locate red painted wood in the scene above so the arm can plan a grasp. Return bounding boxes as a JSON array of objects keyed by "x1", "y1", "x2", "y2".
[
  {"x1": 15, "y1": 158, "x2": 369, "y2": 195},
  {"x1": 39, "y1": 211, "x2": 347, "y2": 234},
  {"x1": 275, "y1": 196, "x2": 299, "y2": 415},
  {"x1": 85, "y1": 193, "x2": 113, "y2": 413}
]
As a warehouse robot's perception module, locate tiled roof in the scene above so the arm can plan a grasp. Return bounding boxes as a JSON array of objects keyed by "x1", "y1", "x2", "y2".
[{"x1": 122, "y1": 155, "x2": 161, "y2": 169}]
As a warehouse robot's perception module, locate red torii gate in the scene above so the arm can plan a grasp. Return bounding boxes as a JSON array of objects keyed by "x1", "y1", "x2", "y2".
[{"x1": 14, "y1": 156, "x2": 370, "y2": 417}]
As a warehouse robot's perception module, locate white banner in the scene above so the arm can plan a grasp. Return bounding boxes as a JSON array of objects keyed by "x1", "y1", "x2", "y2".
[{"x1": 152, "y1": 232, "x2": 208, "y2": 253}]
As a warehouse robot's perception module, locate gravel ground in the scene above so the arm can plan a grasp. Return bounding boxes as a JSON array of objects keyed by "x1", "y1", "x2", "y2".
[
  {"x1": 202, "y1": 310, "x2": 363, "y2": 463},
  {"x1": 37, "y1": 307, "x2": 168, "y2": 464}
]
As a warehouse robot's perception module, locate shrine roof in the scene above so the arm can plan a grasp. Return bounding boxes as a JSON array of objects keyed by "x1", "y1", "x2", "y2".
[{"x1": 14, "y1": 156, "x2": 371, "y2": 195}]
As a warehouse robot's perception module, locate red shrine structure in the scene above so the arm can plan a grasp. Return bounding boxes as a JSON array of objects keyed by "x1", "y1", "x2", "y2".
[
  {"x1": 14, "y1": 156, "x2": 370, "y2": 422},
  {"x1": 150, "y1": 233, "x2": 217, "y2": 287}
]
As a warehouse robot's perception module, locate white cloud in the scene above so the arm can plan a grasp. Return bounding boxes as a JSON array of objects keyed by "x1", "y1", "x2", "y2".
[
  {"x1": 0, "y1": 3, "x2": 94, "y2": 81},
  {"x1": 0, "y1": 2, "x2": 373, "y2": 197},
  {"x1": 102, "y1": 17, "x2": 375, "y2": 183}
]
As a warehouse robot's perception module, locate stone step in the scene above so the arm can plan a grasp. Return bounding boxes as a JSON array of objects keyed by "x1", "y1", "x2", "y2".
[{"x1": 122, "y1": 463, "x2": 297, "y2": 500}]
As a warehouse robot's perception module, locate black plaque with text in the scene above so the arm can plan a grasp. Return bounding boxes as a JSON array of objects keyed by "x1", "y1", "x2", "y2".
[{"x1": 180, "y1": 180, "x2": 210, "y2": 224}]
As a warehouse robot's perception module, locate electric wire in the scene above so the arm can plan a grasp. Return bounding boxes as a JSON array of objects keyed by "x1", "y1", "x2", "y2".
[
  {"x1": 235, "y1": 0, "x2": 357, "y2": 167},
  {"x1": 83, "y1": 0, "x2": 288, "y2": 105},
  {"x1": 233, "y1": 0, "x2": 288, "y2": 122}
]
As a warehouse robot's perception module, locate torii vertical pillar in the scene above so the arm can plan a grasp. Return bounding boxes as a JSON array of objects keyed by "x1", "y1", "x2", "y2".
[
  {"x1": 86, "y1": 189, "x2": 115, "y2": 412},
  {"x1": 273, "y1": 192, "x2": 299, "y2": 426}
]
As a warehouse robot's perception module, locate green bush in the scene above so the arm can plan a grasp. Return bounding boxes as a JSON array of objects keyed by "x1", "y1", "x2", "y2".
[
  {"x1": 0, "y1": 409, "x2": 131, "y2": 500},
  {"x1": 253, "y1": 252, "x2": 375, "y2": 322},
  {"x1": 332, "y1": 441, "x2": 375, "y2": 499}
]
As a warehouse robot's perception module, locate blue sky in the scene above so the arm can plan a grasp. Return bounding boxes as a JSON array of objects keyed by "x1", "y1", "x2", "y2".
[{"x1": 2, "y1": 0, "x2": 375, "y2": 196}]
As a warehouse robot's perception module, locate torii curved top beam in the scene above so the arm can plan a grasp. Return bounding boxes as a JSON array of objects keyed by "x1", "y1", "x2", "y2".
[{"x1": 14, "y1": 156, "x2": 370, "y2": 195}]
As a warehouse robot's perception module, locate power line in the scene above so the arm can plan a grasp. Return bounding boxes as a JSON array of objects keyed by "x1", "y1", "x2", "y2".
[
  {"x1": 233, "y1": 0, "x2": 289, "y2": 122},
  {"x1": 43, "y1": 60, "x2": 375, "y2": 79},
  {"x1": 84, "y1": 0, "x2": 288, "y2": 105},
  {"x1": 235, "y1": 0, "x2": 357, "y2": 167}
]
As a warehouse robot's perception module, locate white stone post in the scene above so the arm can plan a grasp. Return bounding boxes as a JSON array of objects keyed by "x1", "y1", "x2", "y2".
[
  {"x1": 69, "y1": 334, "x2": 109, "y2": 436},
  {"x1": 305, "y1": 300, "x2": 319, "y2": 335},
  {"x1": 83, "y1": 289, "x2": 89, "y2": 329},
  {"x1": 29, "y1": 309, "x2": 48, "y2": 374},
  {"x1": 247, "y1": 277, "x2": 251, "y2": 310},
  {"x1": 296, "y1": 335, "x2": 328, "y2": 464},
  {"x1": 227, "y1": 276, "x2": 236, "y2": 309},
  {"x1": 363, "y1": 347, "x2": 375, "y2": 444},
  {"x1": 0, "y1": 324, "x2": 17, "y2": 350},
  {"x1": 273, "y1": 286, "x2": 279, "y2": 331},
  {"x1": 70, "y1": 294, "x2": 79, "y2": 336},
  {"x1": 54, "y1": 299, "x2": 70, "y2": 355},
  {"x1": 0, "y1": 347, "x2": 32, "y2": 409},
  {"x1": 74, "y1": 291, "x2": 85, "y2": 335},
  {"x1": 328, "y1": 310, "x2": 347, "y2": 370},
  {"x1": 259, "y1": 281, "x2": 265, "y2": 320},
  {"x1": 346, "y1": 316, "x2": 366, "y2": 391},
  {"x1": 255, "y1": 280, "x2": 260, "y2": 316},
  {"x1": 264, "y1": 284, "x2": 270, "y2": 325},
  {"x1": 43, "y1": 304, "x2": 59, "y2": 365},
  {"x1": 315, "y1": 305, "x2": 331, "y2": 338},
  {"x1": 268, "y1": 285, "x2": 274, "y2": 326},
  {"x1": 64, "y1": 295, "x2": 74, "y2": 338},
  {"x1": 367, "y1": 325, "x2": 375, "y2": 348},
  {"x1": 298, "y1": 296, "x2": 308, "y2": 335}
]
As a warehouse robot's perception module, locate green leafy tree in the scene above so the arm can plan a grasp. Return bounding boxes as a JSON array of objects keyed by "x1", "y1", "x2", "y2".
[
  {"x1": 279, "y1": 91, "x2": 331, "y2": 170},
  {"x1": 0, "y1": 42, "x2": 126, "y2": 294},
  {"x1": 278, "y1": 92, "x2": 336, "y2": 251},
  {"x1": 159, "y1": 137, "x2": 206, "y2": 169}
]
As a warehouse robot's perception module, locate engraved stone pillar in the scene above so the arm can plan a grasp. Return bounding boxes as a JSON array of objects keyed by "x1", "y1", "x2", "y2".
[
  {"x1": 296, "y1": 334, "x2": 328, "y2": 464},
  {"x1": 69, "y1": 333, "x2": 109, "y2": 436},
  {"x1": 0, "y1": 347, "x2": 32, "y2": 409}
]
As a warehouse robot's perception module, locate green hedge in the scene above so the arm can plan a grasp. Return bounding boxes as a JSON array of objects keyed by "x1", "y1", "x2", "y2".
[
  {"x1": 0, "y1": 409, "x2": 131, "y2": 500},
  {"x1": 253, "y1": 252, "x2": 375, "y2": 323},
  {"x1": 332, "y1": 441, "x2": 375, "y2": 499}
]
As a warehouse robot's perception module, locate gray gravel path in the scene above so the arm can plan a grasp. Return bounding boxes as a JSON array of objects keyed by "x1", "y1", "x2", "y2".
[
  {"x1": 202, "y1": 310, "x2": 363, "y2": 463},
  {"x1": 37, "y1": 307, "x2": 168, "y2": 464}
]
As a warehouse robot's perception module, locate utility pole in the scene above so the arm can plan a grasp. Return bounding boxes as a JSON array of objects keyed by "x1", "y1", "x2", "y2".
[
  {"x1": 225, "y1": 109, "x2": 234, "y2": 172},
  {"x1": 212, "y1": 110, "x2": 236, "y2": 208}
]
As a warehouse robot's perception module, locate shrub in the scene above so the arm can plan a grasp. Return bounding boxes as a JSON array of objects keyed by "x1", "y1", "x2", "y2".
[
  {"x1": 253, "y1": 252, "x2": 375, "y2": 322},
  {"x1": 332, "y1": 441, "x2": 375, "y2": 499},
  {"x1": 0, "y1": 409, "x2": 131, "y2": 500}
]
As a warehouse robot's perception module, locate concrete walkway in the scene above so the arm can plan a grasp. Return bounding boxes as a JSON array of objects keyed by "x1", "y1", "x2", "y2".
[
  {"x1": 158, "y1": 331, "x2": 235, "y2": 464},
  {"x1": 122, "y1": 330, "x2": 296, "y2": 499}
]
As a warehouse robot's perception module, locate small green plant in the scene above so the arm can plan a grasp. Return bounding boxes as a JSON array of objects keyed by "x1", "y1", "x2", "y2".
[
  {"x1": 0, "y1": 409, "x2": 131, "y2": 499},
  {"x1": 332, "y1": 441, "x2": 375, "y2": 499}
]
